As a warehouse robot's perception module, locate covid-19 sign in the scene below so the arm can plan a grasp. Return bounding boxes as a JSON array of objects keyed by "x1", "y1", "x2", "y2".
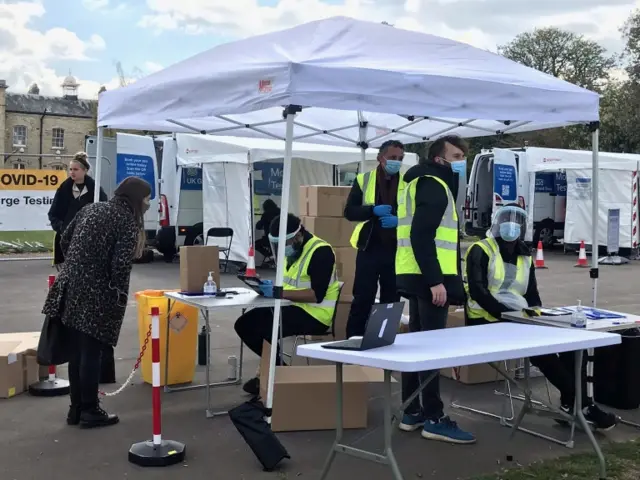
[{"x1": 0, "y1": 169, "x2": 67, "y2": 231}]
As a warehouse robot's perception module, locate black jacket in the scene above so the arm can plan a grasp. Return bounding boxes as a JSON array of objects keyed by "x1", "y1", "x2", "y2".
[
  {"x1": 48, "y1": 176, "x2": 107, "y2": 264},
  {"x1": 396, "y1": 161, "x2": 464, "y2": 304},
  {"x1": 343, "y1": 168, "x2": 400, "y2": 250},
  {"x1": 465, "y1": 238, "x2": 542, "y2": 321}
]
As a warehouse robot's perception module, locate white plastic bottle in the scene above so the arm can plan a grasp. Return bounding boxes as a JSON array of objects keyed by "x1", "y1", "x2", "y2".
[
  {"x1": 571, "y1": 300, "x2": 587, "y2": 328},
  {"x1": 203, "y1": 271, "x2": 217, "y2": 296}
]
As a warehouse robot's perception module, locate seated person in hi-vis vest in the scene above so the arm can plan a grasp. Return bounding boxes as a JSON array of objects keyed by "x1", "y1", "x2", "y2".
[
  {"x1": 465, "y1": 203, "x2": 617, "y2": 431},
  {"x1": 234, "y1": 213, "x2": 341, "y2": 396}
]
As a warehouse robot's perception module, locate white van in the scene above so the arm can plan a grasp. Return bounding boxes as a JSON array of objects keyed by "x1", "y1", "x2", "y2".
[{"x1": 85, "y1": 133, "x2": 160, "y2": 247}]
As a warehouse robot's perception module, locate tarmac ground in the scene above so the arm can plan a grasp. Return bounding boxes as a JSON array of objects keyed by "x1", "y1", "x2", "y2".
[{"x1": 1, "y1": 248, "x2": 639, "y2": 480}]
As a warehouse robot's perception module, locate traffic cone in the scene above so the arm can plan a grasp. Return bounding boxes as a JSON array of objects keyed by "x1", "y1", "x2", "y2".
[
  {"x1": 245, "y1": 245, "x2": 257, "y2": 277},
  {"x1": 575, "y1": 240, "x2": 589, "y2": 268},
  {"x1": 534, "y1": 241, "x2": 548, "y2": 269}
]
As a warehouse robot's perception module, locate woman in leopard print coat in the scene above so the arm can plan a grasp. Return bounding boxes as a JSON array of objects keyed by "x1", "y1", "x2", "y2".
[{"x1": 42, "y1": 176, "x2": 151, "y2": 428}]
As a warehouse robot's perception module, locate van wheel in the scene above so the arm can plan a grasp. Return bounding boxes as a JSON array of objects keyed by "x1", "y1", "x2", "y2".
[
  {"x1": 533, "y1": 220, "x2": 555, "y2": 248},
  {"x1": 184, "y1": 223, "x2": 204, "y2": 246}
]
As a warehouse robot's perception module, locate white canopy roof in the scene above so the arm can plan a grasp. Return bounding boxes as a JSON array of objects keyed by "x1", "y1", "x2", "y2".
[
  {"x1": 175, "y1": 133, "x2": 417, "y2": 166},
  {"x1": 520, "y1": 147, "x2": 640, "y2": 173},
  {"x1": 98, "y1": 16, "x2": 599, "y2": 147}
]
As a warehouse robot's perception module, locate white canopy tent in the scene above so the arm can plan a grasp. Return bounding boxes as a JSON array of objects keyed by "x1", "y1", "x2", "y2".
[
  {"x1": 174, "y1": 133, "x2": 417, "y2": 263},
  {"x1": 97, "y1": 17, "x2": 602, "y2": 462}
]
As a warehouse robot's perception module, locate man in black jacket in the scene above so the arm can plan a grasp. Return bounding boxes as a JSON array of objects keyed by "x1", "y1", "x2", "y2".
[
  {"x1": 397, "y1": 135, "x2": 475, "y2": 444},
  {"x1": 343, "y1": 140, "x2": 404, "y2": 338}
]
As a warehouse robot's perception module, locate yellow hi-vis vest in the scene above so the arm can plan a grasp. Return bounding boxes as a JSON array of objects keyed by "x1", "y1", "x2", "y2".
[
  {"x1": 464, "y1": 236, "x2": 532, "y2": 322},
  {"x1": 396, "y1": 175, "x2": 458, "y2": 276},
  {"x1": 282, "y1": 235, "x2": 340, "y2": 327},
  {"x1": 349, "y1": 169, "x2": 406, "y2": 249}
]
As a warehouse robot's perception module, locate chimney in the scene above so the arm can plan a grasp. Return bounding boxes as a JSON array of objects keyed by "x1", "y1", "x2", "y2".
[{"x1": 0, "y1": 80, "x2": 7, "y2": 157}]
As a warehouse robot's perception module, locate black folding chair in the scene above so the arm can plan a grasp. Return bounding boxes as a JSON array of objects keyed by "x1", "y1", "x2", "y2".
[{"x1": 205, "y1": 227, "x2": 234, "y2": 273}]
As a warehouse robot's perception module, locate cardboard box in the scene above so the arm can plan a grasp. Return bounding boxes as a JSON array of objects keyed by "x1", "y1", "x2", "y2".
[
  {"x1": 302, "y1": 216, "x2": 354, "y2": 248},
  {"x1": 299, "y1": 186, "x2": 309, "y2": 216},
  {"x1": 334, "y1": 247, "x2": 357, "y2": 301},
  {"x1": 302, "y1": 186, "x2": 351, "y2": 217},
  {"x1": 260, "y1": 342, "x2": 371, "y2": 432},
  {"x1": 441, "y1": 308, "x2": 514, "y2": 384},
  {"x1": 179, "y1": 246, "x2": 221, "y2": 293},
  {"x1": 23, "y1": 354, "x2": 39, "y2": 389},
  {"x1": 0, "y1": 342, "x2": 24, "y2": 399}
]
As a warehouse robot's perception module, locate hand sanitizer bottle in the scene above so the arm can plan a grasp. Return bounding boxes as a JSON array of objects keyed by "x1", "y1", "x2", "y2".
[
  {"x1": 571, "y1": 300, "x2": 587, "y2": 328},
  {"x1": 203, "y1": 271, "x2": 217, "y2": 296}
]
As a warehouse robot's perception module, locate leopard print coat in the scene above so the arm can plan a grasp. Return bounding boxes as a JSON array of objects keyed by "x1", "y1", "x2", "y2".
[{"x1": 42, "y1": 198, "x2": 139, "y2": 347}]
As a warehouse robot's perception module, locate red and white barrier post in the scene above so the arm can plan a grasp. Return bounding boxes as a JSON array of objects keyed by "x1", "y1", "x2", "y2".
[
  {"x1": 128, "y1": 306, "x2": 185, "y2": 467},
  {"x1": 29, "y1": 275, "x2": 71, "y2": 397}
]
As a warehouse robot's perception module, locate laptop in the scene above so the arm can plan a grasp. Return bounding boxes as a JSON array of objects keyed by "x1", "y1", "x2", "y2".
[
  {"x1": 237, "y1": 274, "x2": 268, "y2": 295},
  {"x1": 322, "y1": 301, "x2": 405, "y2": 351}
]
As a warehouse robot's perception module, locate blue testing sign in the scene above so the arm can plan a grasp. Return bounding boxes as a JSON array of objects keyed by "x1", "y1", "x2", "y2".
[{"x1": 116, "y1": 153, "x2": 156, "y2": 199}]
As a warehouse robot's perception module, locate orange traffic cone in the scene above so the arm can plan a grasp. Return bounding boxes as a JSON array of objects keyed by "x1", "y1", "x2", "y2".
[
  {"x1": 534, "y1": 241, "x2": 548, "y2": 269},
  {"x1": 575, "y1": 240, "x2": 589, "y2": 268},
  {"x1": 245, "y1": 245, "x2": 257, "y2": 277}
]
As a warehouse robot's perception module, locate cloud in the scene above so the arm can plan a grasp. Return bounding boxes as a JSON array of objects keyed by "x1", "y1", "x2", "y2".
[
  {"x1": 0, "y1": 1, "x2": 112, "y2": 98},
  {"x1": 138, "y1": 0, "x2": 638, "y2": 54},
  {"x1": 82, "y1": 0, "x2": 109, "y2": 10}
]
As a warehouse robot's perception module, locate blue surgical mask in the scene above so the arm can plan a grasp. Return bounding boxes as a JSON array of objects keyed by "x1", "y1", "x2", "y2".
[
  {"x1": 450, "y1": 160, "x2": 466, "y2": 175},
  {"x1": 383, "y1": 159, "x2": 402, "y2": 175},
  {"x1": 499, "y1": 222, "x2": 521, "y2": 242},
  {"x1": 284, "y1": 244, "x2": 296, "y2": 257}
]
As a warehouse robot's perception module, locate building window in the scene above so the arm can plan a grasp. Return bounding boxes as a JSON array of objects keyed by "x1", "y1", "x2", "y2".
[
  {"x1": 52, "y1": 128, "x2": 65, "y2": 149},
  {"x1": 13, "y1": 162, "x2": 25, "y2": 170},
  {"x1": 12, "y1": 125, "x2": 27, "y2": 147},
  {"x1": 50, "y1": 163, "x2": 66, "y2": 171}
]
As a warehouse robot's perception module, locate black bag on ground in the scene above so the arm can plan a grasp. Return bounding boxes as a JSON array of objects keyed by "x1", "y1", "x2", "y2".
[
  {"x1": 100, "y1": 344, "x2": 116, "y2": 384},
  {"x1": 594, "y1": 328, "x2": 640, "y2": 410},
  {"x1": 228, "y1": 397, "x2": 290, "y2": 471},
  {"x1": 36, "y1": 315, "x2": 70, "y2": 366}
]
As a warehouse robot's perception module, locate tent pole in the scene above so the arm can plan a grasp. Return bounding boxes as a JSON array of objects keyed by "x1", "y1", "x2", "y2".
[
  {"x1": 248, "y1": 152, "x2": 255, "y2": 254},
  {"x1": 94, "y1": 127, "x2": 104, "y2": 203},
  {"x1": 265, "y1": 109, "x2": 297, "y2": 421},
  {"x1": 590, "y1": 125, "x2": 599, "y2": 307}
]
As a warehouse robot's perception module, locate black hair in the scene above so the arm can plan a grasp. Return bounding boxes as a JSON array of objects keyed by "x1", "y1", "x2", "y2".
[
  {"x1": 378, "y1": 140, "x2": 404, "y2": 156},
  {"x1": 262, "y1": 198, "x2": 278, "y2": 212},
  {"x1": 269, "y1": 213, "x2": 302, "y2": 238},
  {"x1": 426, "y1": 135, "x2": 468, "y2": 162}
]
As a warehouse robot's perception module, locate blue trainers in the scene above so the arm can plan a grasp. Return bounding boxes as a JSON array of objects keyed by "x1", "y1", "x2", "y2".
[
  {"x1": 421, "y1": 416, "x2": 476, "y2": 444},
  {"x1": 398, "y1": 413, "x2": 425, "y2": 432}
]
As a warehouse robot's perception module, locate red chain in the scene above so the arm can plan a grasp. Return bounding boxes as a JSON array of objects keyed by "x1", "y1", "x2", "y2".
[{"x1": 134, "y1": 322, "x2": 153, "y2": 370}]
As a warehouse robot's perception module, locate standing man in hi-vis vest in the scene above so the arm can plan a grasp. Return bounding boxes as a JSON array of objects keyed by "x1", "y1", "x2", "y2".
[
  {"x1": 234, "y1": 213, "x2": 341, "y2": 396},
  {"x1": 465, "y1": 203, "x2": 617, "y2": 431},
  {"x1": 396, "y1": 135, "x2": 475, "y2": 444},
  {"x1": 344, "y1": 140, "x2": 405, "y2": 338}
]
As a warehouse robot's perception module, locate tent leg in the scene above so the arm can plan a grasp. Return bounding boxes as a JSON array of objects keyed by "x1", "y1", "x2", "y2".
[
  {"x1": 590, "y1": 126, "x2": 599, "y2": 307},
  {"x1": 94, "y1": 127, "x2": 104, "y2": 203},
  {"x1": 265, "y1": 108, "x2": 297, "y2": 422}
]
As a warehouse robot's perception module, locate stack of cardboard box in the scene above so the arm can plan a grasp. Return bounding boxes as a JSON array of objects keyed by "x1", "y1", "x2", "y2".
[{"x1": 299, "y1": 186, "x2": 355, "y2": 341}]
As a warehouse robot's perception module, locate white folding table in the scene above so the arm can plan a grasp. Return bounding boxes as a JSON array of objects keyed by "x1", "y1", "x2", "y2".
[
  {"x1": 297, "y1": 323, "x2": 620, "y2": 480},
  {"x1": 164, "y1": 289, "x2": 291, "y2": 417}
]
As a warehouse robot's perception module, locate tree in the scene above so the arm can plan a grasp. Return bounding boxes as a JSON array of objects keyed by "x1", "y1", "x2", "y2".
[
  {"x1": 498, "y1": 27, "x2": 617, "y2": 92},
  {"x1": 28, "y1": 83, "x2": 40, "y2": 95},
  {"x1": 622, "y1": 9, "x2": 640, "y2": 80},
  {"x1": 98, "y1": 85, "x2": 107, "y2": 94}
]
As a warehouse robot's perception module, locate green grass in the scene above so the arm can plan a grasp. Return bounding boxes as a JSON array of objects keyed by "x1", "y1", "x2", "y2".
[
  {"x1": 0, "y1": 230, "x2": 54, "y2": 254},
  {"x1": 471, "y1": 439, "x2": 640, "y2": 480}
]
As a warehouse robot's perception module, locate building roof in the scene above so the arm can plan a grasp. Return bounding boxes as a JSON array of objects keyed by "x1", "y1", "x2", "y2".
[{"x1": 6, "y1": 93, "x2": 95, "y2": 118}]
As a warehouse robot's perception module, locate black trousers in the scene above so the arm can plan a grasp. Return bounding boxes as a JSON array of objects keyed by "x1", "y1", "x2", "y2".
[
  {"x1": 346, "y1": 245, "x2": 399, "y2": 338},
  {"x1": 67, "y1": 327, "x2": 105, "y2": 409},
  {"x1": 401, "y1": 297, "x2": 449, "y2": 419},
  {"x1": 466, "y1": 317, "x2": 590, "y2": 408},
  {"x1": 255, "y1": 235, "x2": 272, "y2": 259},
  {"x1": 234, "y1": 306, "x2": 329, "y2": 366}
]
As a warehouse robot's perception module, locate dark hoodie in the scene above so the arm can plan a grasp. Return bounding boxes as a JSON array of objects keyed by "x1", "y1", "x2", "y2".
[{"x1": 396, "y1": 160, "x2": 465, "y2": 304}]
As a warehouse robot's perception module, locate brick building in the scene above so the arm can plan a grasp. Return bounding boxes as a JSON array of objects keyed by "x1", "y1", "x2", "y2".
[{"x1": 0, "y1": 75, "x2": 97, "y2": 170}]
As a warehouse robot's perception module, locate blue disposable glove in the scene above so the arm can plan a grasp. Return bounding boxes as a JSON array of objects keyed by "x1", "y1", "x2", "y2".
[
  {"x1": 259, "y1": 280, "x2": 274, "y2": 298},
  {"x1": 373, "y1": 205, "x2": 392, "y2": 217},
  {"x1": 380, "y1": 215, "x2": 398, "y2": 229}
]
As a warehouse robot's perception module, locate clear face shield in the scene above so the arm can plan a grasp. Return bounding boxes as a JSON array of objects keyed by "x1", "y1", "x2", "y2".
[
  {"x1": 490, "y1": 205, "x2": 527, "y2": 242},
  {"x1": 268, "y1": 224, "x2": 302, "y2": 259}
]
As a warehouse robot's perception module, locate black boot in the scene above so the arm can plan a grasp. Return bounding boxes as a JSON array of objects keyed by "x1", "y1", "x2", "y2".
[
  {"x1": 242, "y1": 377, "x2": 260, "y2": 396},
  {"x1": 79, "y1": 404, "x2": 119, "y2": 429},
  {"x1": 67, "y1": 405, "x2": 81, "y2": 426}
]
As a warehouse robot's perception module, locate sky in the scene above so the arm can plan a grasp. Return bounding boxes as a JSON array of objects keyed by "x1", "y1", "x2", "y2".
[{"x1": 0, "y1": 0, "x2": 637, "y2": 99}]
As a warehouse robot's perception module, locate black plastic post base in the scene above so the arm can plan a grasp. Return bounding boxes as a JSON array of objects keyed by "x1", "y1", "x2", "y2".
[
  {"x1": 128, "y1": 440, "x2": 186, "y2": 467},
  {"x1": 28, "y1": 378, "x2": 70, "y2": 397}
]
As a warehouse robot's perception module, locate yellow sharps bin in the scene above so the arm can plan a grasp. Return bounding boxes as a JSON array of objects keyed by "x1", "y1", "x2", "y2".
[{"x1": 136, "y1": 290, "x2": 199, "y2": 386}]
